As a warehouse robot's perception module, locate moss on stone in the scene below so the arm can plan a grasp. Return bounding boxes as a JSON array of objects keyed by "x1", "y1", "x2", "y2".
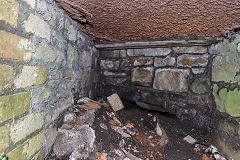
[
  {"x1": 0, "y1": 64, "x2": 13, "y2": 94},
  {"x1": 0, "y1": 0, "x2": 19, "y2": 27},
  {"x1": 219, "y1": 88, "x2": 240, "y2": 117},
  {"x1": 0, "y1": 92, "x2": 30, "y2": 123},
  {"x1": 0, "y1": 125, "x2": 10, "y2": 153},
  {"x1": 7, "y1": 142, "x2": 27, "y2": 160}
]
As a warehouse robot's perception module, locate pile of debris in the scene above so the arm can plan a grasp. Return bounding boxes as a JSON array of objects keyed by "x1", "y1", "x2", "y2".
[
  {"x1": 47, "y1": 93, "x2": 168, "y2": 160},
  {"x1": 47, "y1": 93, "x2": 226, "y2": 160}
]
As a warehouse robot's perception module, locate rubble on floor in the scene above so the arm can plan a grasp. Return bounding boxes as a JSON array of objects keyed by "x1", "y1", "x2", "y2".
[{"x1": 46, "y1": 95, "x2": 226, "y2": 160}]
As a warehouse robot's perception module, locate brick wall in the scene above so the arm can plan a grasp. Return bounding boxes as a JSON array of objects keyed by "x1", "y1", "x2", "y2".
[{"x1": 0, "y1": 0, "x2": 97, "y2": 159}]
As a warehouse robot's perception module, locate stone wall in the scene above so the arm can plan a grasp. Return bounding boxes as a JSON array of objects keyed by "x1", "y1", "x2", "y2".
[
  {"x1": 97, "y1": 39, "x2": 240, "y2": 159},
  {"x1": 210, "y1": 33, "x2": 240, "y2": 159},
  {"x1": 98, "y1": 40, "x2": 214, "y2": 128},
  {"x1": 0, "y1": 0, "x2": 97, "y2": 159}
]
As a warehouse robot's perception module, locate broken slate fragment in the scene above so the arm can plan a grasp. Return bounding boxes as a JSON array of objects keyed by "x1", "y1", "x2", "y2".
[
  {"x1": 183, "y1": 135, "x2": 197, "y2": 144},
  {"x1": 156, "y1": 123, "x2": 163, "y2": 137},
  {"x1": 111, "y1": 126, "x2": 131, "y2": 138},
  {"x1": 107, "y1": 93, "x2": 124, "y2": 112}
]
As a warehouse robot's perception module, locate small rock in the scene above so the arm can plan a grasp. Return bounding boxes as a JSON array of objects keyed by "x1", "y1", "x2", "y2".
[
  {"x1": 119, "y1": 139, "x2": 125, "y2": 148},
  {"x1": 121, "y1": 148, "x2": 142, "y2": 160},
  {"x1": 156, "y1": 123, "x2": 163, "y2": 137},
  {"x1": 202, "y1": 154, "x2": 211, "y2": 160},
  {"x1": 63, "y1": 112, "x2": 76, "y2": 123},
  {"x1": 114, "y1": 149, "x2": 123, "y2": 157},
  {"x1": 100, "y1": 123, "x2": 108, "y2": 130},
  {"x1": 77, "y1": 97, "x2": 91, "y2": 104},
  {"x1": 111, "y1": 126, "x2": 131, "y2": 138},
  {"x1": 53, "y1": 125, "x2": 95, "y2": 159},
  {"x1": 153, "y1": 116, "x2": 156, "y2": 122},
  {"x1": 125, "y1": 123, "x2": 134, "y2": 128},
  {"x1": 150, "y1": 143, "x2": 155, "y2": 147},
  {"x1": 147, "y1": 113, "x2": 152, "y2": 117},
  {"x1": 96, "y1": 152, "x2": 107, "y2": 160},
  {"x1": 107, "y1": 93, "x2": 124, "y2": 112},
  {"x1": 122, "y1": 126, "x2": 136, "y2": 136},
  {"x1": 78, "y1": 102, "x2": 101, "y2": 110},
  {"x1": 183, "y1": 135, "x2": 197, "y2": 144}
]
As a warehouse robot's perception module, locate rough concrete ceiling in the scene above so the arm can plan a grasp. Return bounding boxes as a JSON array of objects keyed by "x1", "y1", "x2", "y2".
[{"x1": 56, "y1": 0, "x2": 240, "y2": 42}]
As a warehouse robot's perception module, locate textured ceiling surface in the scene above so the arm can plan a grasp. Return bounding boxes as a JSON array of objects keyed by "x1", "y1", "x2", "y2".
[{"x1": 57, "y1": 0, "x2": 240, "y2": 42}]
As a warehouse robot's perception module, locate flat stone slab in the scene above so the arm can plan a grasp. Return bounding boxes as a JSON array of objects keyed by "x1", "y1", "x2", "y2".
[
  {"x1": 107, "y1": 93, "x2": 124, "y2": 112},
  {"x1": 153, "y1": 68, "x2": 190, "y2": 92}
]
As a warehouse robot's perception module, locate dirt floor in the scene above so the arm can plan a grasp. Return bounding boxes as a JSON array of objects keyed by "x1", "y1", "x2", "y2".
[
  {"x1": 88, "y1": 100, "x2": 215, "y2": 160},
  {"x1": 47, "y1": 98, "x2": 223, "y2": 160}
]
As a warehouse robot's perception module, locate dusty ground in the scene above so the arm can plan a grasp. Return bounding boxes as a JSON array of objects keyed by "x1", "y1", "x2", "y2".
[
  {"x1": 47, "y1": 99, "x2": 220, "y2": 160},
  {"x1": 88, "y1": 100, "x2": 214, "y2": 160}
]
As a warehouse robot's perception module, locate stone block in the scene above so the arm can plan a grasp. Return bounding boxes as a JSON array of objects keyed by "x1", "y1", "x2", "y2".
[
  {"x1": 121, "y1": 57, "x2": 153, "y2": 67},
  {"x1": 103, "y1": 71, "x2": 127, "y2": 76},
  {"x1": 154, "y1": 56, "x2": 175, "y2": 67},
  {"x1": 102, "y1": 77, "x2": 129, "y2": 86},
  {"x1": 44, "y1": 127, "x2": 57, "y2": 156},
  {"x1": 107, "y1": 93, "x2": 124, "y2": 111},
  {"x1": 0, "y1": 125, "x2": 10, "y2": 152},
  {"x1": 31, "y1": 149, "x2": 42, "y2": 160},
  {"x1": 0, "y1": 31, "x2": 32, "y2": 61},
  {"x1": 209, "y1": 38, "x2": 238, "y2": 55},
  {"x1": 100, "y1": 50, "x2": 120, "y2": 58},
  {"x1": 177, "y1": 54, "x2": 208, "y2": 67},
  {"x1": 7, "y1": 142, "x2": 28, "y2": 160},
  {"x1": 36, "y1": 0, "x2": 57, "y2": 27},
  {"x1": 0, "y1": 92, "x2": 30, "y2": 123},
  {"x1": 65, "y1": 19, "x2": 77, "y2": 42},
  {"x1": 131, "y1": 67, "x2": 153, "y2": 85},
  {"x1": 67, "y1": 45, "x2": 78, "y2": 67},
  {"x1": 33, "y1": 44, "x2": 65, "y2": 64},
  {"x1": 10, "y1": 112, "x2": 44, "y2": 143},
  {"x1": 212, "y1": 55, "x2": 240, "y2": 82},
  {"x1": 0, "y1": 64, "x2": 13, "y2": 94},
  {"x1": 45, "y1": 98, "x2": 72, "y2": 125},
  {"x1": 153, "y1": 69, "x2": 190, "y2": 92},
  {"x1": 216, "y1": 88, "x2": 240, "y2": 117},
  {"x1": 0, "y1": 0, "x2": 19, "y2": 27},
  {"x1": 23, "y1": 14, "x2": 51, "y2": 41},
  {"x1": 100, "y1": 60, "x2": 119, "y2": 70},
  {"x1": 23, "y1": 0, "x2": 35, "y2": 8},
  {"x1": 15, "y1": 66, "x2": 47, "y2": 88},
  {"x1": 173, "y1": 46, "x2": 207, "y2": 54},
  {"x1": 190, "y1": 79, "x2": 209, "y2": 94},
  {"x1": 51, "y1": 31, "x2": 67, "y2": 51},
  {"x1": 80, "y1": 50, "x2": 92, "y2": 69},
  {"x1": 127, "y1": 48, "x2": 171, "y2": 56},
  {"x1": 192, "y1": 68, "x2": 205, "y2": 74},
  {"x1": 31, "y1": 86, "x2": 51, "y2": 112},
  {"x1": 27, "y1": 132, "x2": 44, "y2": 159},
  {"x1": 53, "y1": 126, "x2": 95, "y2": 159}
]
